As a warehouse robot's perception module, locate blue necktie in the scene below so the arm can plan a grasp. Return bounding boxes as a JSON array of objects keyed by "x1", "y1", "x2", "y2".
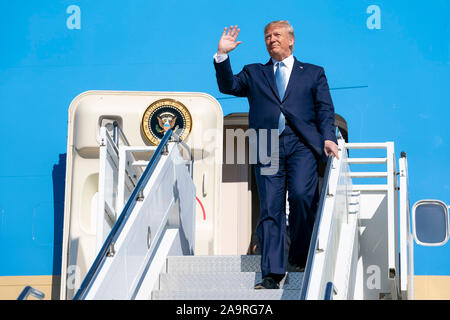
[{"x1": 275, "y1": 62, "x2": 287, "y2": 135}]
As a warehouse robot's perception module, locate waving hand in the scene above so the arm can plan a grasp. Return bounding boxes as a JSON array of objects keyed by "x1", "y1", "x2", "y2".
[{"x1": 217, "y1": 25, "x2": 242, "y2": 55}]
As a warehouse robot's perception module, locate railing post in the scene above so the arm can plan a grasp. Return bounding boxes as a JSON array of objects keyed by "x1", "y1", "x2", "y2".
[{"x1": 386, "y1": 142, "x2": 399, "y2": 300}]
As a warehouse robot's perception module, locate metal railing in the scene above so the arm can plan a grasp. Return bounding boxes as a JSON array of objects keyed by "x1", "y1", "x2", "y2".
[
  {"x1": 299, "y1": 155, "x2": 333, "y2": 300},
  {"x1": 170, "y1": 130, "x2": 194, "y2": 177},
  {"x1": 73, "y1": 129, "x2": 173, "y2": 300},
  {"x1": 17, "y1": 286, "x2": 45, "y2": 300},
  {"x1": 111, "y1": 120, "x2": 130, "y2": 147},
  {"x1": 324, "y1": 282, "x2": 336, "y2": 300}
]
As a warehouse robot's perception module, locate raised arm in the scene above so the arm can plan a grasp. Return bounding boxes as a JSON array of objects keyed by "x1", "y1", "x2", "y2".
[{"x1": 214, "y1": 25, "x2": 248, "y2": 97}]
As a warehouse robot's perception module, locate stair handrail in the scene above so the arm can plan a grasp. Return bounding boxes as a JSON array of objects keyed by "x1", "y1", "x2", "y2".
[
  {"x1": 112, "y1": 120, "x2": 130, "y2": 147},
  {"x1": 17, "y1": 286, "x2": 45, "y2": 300},
  {"x1": 170, "y1": 130, "x2": 194, "y2": 177},
  {"x1": 299, "y1": 155, "x2": 333, "y2": 300},
  {"x1": 73, "y1": 129, "x2": 173, "y2": 300}
]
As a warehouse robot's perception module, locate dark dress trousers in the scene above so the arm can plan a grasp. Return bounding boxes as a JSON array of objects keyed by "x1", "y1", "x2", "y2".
[{"x1": 214, "y1": 56, "x2": 337, "y2": 279}]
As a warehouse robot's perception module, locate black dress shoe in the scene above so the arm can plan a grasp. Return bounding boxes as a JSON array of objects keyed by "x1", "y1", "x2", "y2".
[
  {"x1": 254, "y1": 277, "x2": 280, "y2": 289},
  {"x1": 289, "y1": 265, "x2": 305, "y2": 272},
  {"x1": 287, "y1": 262, "x2": 305, "y2": 272}
]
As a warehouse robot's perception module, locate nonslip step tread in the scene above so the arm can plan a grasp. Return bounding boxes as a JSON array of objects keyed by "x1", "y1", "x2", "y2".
[
  {"x1": 159, "y1": 272, "x2": 304, "y2": 290},
  {"x1": 166, "y1": 255, "x2": 262, "y2": 273},
  {"x1": 152, "y1": 289, "x2": 302, "y2": 300},
  {"x1": 152, "y1": 255, "x2": 305, "y2": 300}
]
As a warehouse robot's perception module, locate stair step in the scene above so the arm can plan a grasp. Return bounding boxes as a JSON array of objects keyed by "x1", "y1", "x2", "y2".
[
  {"x1": 159, "y1": 272, "x2": 304, "y2": 290},
  {"x1": 166, "y1": 255, "x2": 262, "y2": 273},
  {"x1": 154, "y1": 255, "x2": 305, "y2": 300},
  {"x1": 152, "y1": 289, "x2": 302, "y2": 300}
]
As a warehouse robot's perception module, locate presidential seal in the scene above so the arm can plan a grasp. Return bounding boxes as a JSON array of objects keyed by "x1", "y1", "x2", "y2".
[{"x1": 141, "y1": 98, "x2": 192, "y2": 145}]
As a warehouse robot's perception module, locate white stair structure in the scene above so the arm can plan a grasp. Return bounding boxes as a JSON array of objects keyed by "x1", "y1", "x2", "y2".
[
  {"x1": 59, "y1": 91, "x2": 417, "y2": 300},
  {"x1": 72, "y1": 128, "x2": 196, "y2": 300}
]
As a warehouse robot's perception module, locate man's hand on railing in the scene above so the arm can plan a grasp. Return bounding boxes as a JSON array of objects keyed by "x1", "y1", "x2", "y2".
[{"x1": 324, "y1": 140, "x2": 339, "y2": 159}]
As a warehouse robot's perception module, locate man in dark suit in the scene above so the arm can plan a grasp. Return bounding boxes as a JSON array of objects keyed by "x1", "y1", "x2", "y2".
[{"x1": 214, "y1": 21, "x2": 339, "y2": 289}]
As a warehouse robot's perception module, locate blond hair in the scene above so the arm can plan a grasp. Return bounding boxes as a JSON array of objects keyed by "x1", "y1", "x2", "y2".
[{"x1": 264, "y1": 20, "x2": 295, "y2": 52}]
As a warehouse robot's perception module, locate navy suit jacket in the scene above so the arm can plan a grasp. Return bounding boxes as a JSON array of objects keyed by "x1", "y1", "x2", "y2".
[{"x1": 214, "y1": 56, "x2": 337, "y2": 161}]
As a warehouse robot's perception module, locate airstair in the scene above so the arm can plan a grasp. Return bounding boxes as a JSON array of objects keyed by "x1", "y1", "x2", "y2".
[
  {"x1": 69, "y1": 125, "x2": 404, "y2": 300},
  {"x1": 70, "y1": 125, "x2": 309, "y2": 300},
  {"x1": 52, "y1": 91, "x2": 425, "y2": 300}
]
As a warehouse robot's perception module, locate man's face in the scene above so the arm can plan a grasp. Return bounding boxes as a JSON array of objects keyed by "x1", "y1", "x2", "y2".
[{"x1": 265, "y1": 25, "x2": 294, "y2": 61}]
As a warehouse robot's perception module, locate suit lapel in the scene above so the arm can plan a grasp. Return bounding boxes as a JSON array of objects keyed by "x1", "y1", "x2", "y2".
[
  {"x1": 262, "y1": 59, "x2": 281, "y2": 101},
  {"x1": 282, "y1": 57, "x2": 305, "y2": 103}
]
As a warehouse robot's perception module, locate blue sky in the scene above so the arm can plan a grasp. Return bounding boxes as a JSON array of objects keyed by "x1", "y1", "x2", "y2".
[{"x1": 0, "y1": 0, "x2": 449, "y2": 276}]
